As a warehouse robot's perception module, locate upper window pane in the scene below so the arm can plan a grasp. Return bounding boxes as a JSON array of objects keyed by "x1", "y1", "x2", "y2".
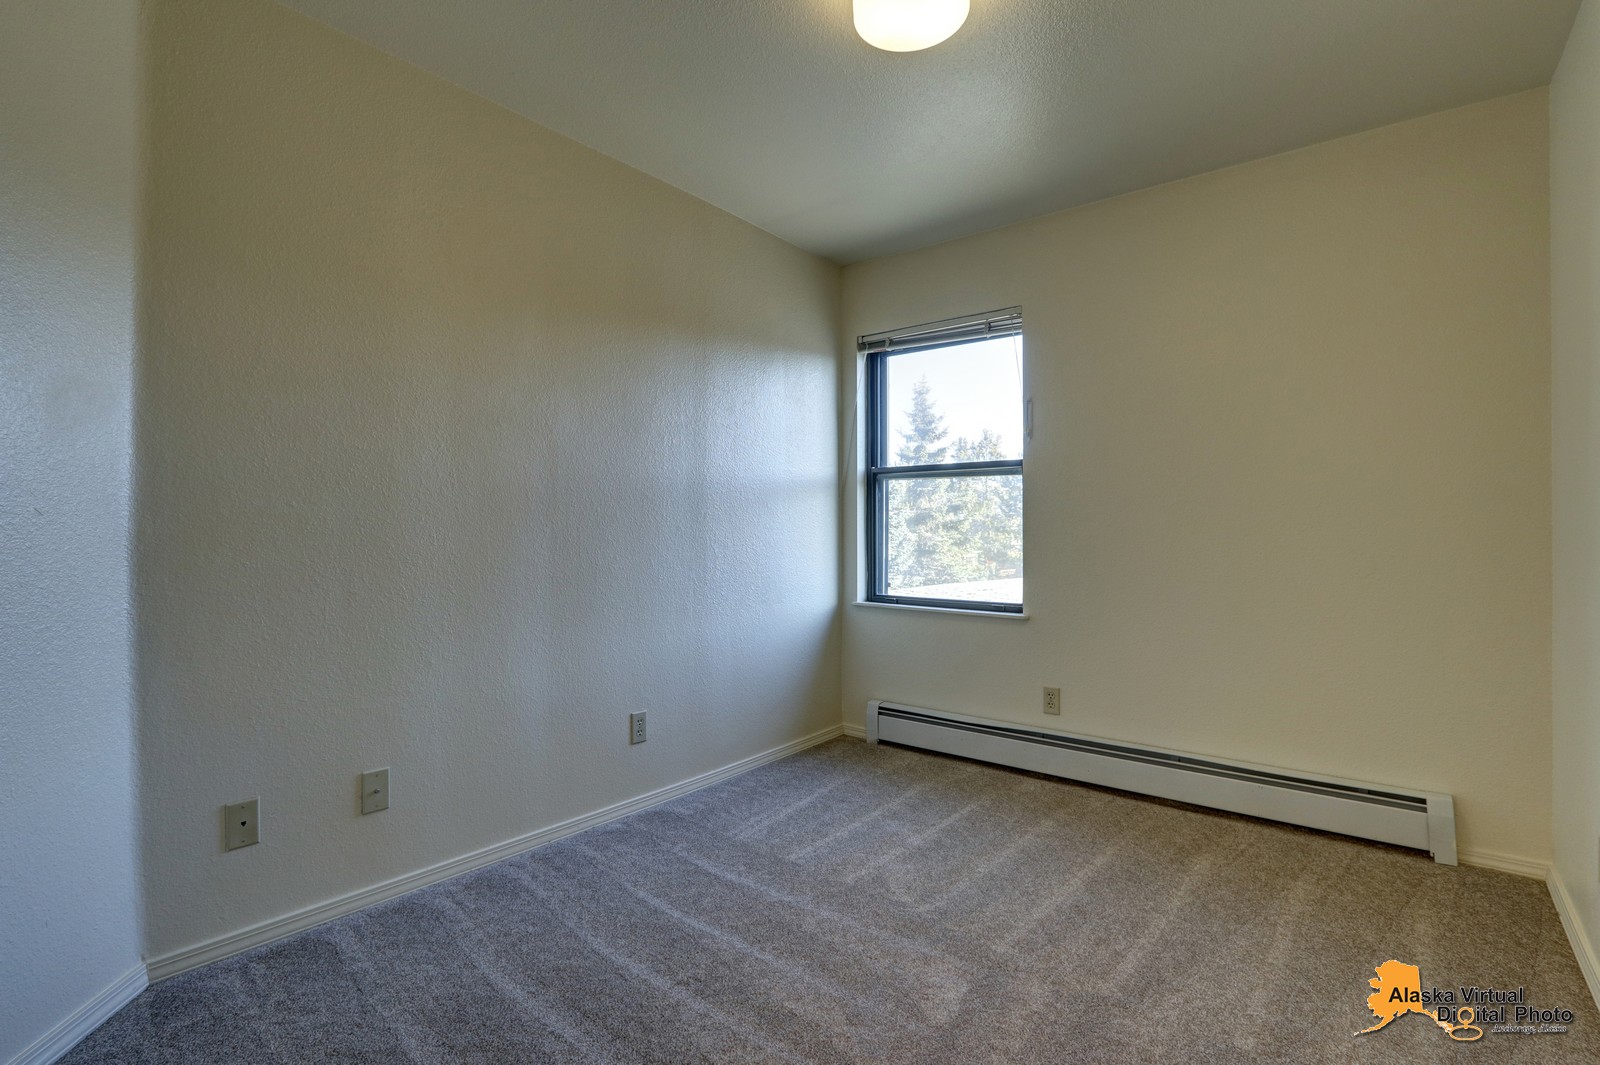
[{"x1": 883, "y1": 335, "x2": 1024, "y2": 466}]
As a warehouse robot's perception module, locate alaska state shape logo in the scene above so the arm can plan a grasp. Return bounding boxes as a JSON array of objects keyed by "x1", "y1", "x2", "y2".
[{"x1": 1355, "y1": 960, "x2": 1483, "y2": 1041}]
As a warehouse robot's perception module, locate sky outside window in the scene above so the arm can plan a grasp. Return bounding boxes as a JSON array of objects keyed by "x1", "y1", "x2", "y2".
[{"x1": 884, "y1": 335, "x2": 1024, "y2": 461}]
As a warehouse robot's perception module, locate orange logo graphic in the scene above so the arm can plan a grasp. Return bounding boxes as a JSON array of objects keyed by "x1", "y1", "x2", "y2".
[{"x1": 1356, "y1": 960, "x2": 1483, "y2": 1041}]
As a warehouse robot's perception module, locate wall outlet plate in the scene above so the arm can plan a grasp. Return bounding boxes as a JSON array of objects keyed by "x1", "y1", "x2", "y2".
[
  {"x1": 224, "y1": 798, "x2": 259, "y2": 851},
  {"x1": 629, "y1": 711, "x2": 647, "y2": 745},
  {"x1": 1043, "y1": 687, "x2": 1062, "y2": 715},
  {"x1": 361, "y1": 768, "x2": 390, "y2": 815}
]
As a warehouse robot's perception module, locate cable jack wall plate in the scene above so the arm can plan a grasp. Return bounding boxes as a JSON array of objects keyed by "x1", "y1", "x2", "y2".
[
  {"x1": 224, "y1": 798, "x2": 259, "y2": 850},
  {"x1": 361, "y1": 768, "x2": 390, "y2": 814}
]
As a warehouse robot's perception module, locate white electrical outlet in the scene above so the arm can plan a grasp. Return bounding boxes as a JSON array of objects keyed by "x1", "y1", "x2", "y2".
[
  {"x1": 224, "y1": 798, "x2": 259, "y2": 851},
  {"x1": 361, "y1": 768, "x2": 390, "y2": 815},
  {"x1": 629, "y1": 711, "x2": 647, "y2": 745},
  {"x1": 1043, "y1": 687, "x2": 1062, "y2": 715}
]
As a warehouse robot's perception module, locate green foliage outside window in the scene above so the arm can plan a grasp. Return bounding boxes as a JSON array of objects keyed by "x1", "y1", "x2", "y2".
[{"x1": 886, "y1": 377, "x2": 1023, "y2": 592}]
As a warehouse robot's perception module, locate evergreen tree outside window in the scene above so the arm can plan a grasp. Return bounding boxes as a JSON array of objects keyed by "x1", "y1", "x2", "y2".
[{"x1": 862, "y1": 309, "x2": 1024, "y2": 612}]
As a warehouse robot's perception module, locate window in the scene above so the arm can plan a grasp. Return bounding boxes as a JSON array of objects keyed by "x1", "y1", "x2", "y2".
[{"x1": 862, "y1": 308, "x2": 1024, "y2": 613}]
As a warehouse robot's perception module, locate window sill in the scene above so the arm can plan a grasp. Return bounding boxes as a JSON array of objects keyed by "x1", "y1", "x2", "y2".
[{"x1": 852, "y1": 601, "x2": 1031, "y2": 620}]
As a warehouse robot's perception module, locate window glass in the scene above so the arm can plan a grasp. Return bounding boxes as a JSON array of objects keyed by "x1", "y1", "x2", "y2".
[
  {"x1": 883, "y1": 336, "x2": 1024, "y2": 464},
  {"x1": 883, "y1": 473, "x2": 1023, "y2": 604},
  {"x1": 863, "y1": 311, "x2": 1024, "y2": 613}
]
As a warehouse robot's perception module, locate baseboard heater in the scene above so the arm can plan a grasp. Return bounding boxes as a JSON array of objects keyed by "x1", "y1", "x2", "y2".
[{"x1": 867, "y1": 702, "x2": 1456, "y2": 865}]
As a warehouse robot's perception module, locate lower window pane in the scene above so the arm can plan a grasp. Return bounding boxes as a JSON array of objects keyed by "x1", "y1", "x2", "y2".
[{"x1": 884, "y1": 473, "x2": 1022, "y2": 604}]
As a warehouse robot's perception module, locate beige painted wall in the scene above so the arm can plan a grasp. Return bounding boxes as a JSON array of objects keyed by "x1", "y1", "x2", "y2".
[
  {"x1": 0, "y1": 1, "x2": 144, "y2": 1058},
  {"x1": 842, "y1": 91, "x2": 1551, "y2": 867},
  {"x1": 1552, "y1": 0, "x2": 1600, "y2": 1001},
  {"x1": 138, "y1": 0, "x2": 840, "y2": 961}
]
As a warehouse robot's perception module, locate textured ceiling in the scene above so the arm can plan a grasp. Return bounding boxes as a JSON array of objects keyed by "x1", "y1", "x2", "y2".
[{"x1": 275, "y1": 0, "x2": 1580, "y2": 263}]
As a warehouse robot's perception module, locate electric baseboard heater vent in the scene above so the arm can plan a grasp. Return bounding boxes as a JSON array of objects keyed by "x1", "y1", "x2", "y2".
[{"x1": 867, "y1": 702, "x2": 1457, "y2": 865}]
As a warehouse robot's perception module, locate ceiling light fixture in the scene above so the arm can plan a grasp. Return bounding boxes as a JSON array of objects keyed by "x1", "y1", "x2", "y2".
[{"x1": 854, "y1": 0, "x2": 969, "y2": 53}]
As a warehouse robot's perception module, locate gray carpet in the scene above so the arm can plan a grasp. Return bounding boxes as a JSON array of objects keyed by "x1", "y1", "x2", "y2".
[{"x1": 66, "y1": 738, "x2": 1599, "y2": 1063}]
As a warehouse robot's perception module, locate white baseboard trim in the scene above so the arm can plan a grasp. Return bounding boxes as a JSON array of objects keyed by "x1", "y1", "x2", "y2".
[
  {"x1": 1457, "y1": 848, "x2": 1550, "y2": 880},
  {"x1": 841, "y1": 722, "x2": 867, "y2": 739},
  {"x1": 1548, "y1": 866, "x2": 1600, "y2": 1012},
  {"x1": 7, "y1": 963, "x2": 147, "y2": 1065},
  {"x1": 147, "y1": 723, "x2": 846, "y2": 982}
]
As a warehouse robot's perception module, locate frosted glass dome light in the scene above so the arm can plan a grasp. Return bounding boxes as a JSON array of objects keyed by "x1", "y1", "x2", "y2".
[{"x1": 854, "y1": 0, "x2": 970, "y2": 53}]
